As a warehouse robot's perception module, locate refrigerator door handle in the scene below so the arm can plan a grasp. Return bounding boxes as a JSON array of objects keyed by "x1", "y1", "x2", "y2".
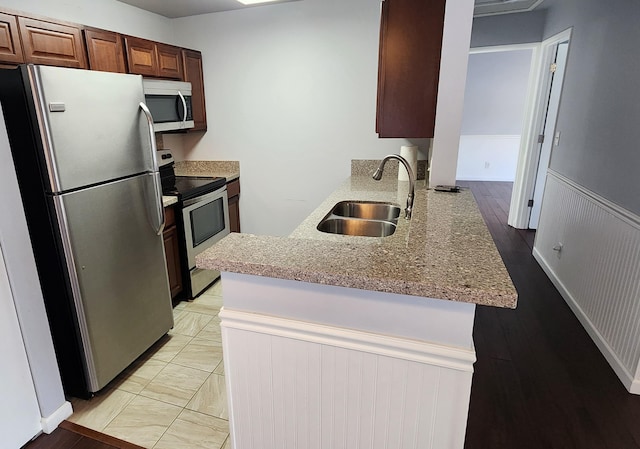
[
  {"x1": 139, "y1": 102, "x2": 165, "y2": 235},
  {"x1": 139, "y1": 102, "x2": 159, "y2": 171},
  {"x1": 152, "y1": 172, "x2": 166, "y2": 235},
  {"x1": 178, "y1": 91, "x2": 187, "y2": 126}
]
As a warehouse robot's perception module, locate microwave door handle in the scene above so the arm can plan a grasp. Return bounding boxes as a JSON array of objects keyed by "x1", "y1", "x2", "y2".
[
  {"x1": 139, "y1": 102, "x2": 165, "y2": 235},
  {"x1": 178, "y1": 90, "x2": 187, "y2": 126}
]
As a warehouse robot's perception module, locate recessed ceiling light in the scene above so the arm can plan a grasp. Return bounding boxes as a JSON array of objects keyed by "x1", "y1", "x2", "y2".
[{"x1": 237, "y1": 0, "x2": 281, "y2": 5}]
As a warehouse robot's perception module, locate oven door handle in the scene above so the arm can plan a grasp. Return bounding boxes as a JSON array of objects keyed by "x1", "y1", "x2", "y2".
[{"x1": 139, "y1": 102, "x2": 165, "y2": 235}]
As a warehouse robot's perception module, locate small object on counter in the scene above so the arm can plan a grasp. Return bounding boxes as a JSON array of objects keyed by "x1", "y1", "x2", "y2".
[{"x1": 434, "y1": 185, "x2": 460, "y2": 192}]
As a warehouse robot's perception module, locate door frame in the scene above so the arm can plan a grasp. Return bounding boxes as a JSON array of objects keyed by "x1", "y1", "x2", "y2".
[
  {"x1": 463, "y1": 42, "x2": 539, "y2": 183},
  {"x1": 507, "y1": 28, "x2": 573, "y2": 229}
]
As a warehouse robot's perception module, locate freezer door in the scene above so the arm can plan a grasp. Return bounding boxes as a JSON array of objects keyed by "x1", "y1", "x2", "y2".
[
  {"x1": 28, "y1": 65, "x2": 154, "y2": 193},
  {"x1": 54, "y1": 173, "x2": 173, "y2": 392}
]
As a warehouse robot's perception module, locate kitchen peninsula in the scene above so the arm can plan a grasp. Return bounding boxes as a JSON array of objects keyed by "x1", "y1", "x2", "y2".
[{"x1": 197, "y1": 162, "x2": 516, "y2": 449}]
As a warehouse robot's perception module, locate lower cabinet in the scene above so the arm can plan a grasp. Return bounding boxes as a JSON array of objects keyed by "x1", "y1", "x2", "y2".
[
  {"x1": 227, "y1": 178, "x2": 241, "y2": 233},
  {"x1": 163, "y1": 205, "x2": 183, "y2": 298}
]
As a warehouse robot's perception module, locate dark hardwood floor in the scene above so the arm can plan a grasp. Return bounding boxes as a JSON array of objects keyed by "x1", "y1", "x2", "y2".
[
  {"x1": 22, "y1": 421, "x2": 144, "y2": 449},
  {"x1": 460, "y1": 181, "x2": 640, "y2": 449}
]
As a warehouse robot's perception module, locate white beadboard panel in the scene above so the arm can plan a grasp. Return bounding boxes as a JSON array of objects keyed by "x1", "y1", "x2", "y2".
[
  {"x1": 221, "y1": 310, "x2": 474, "y2": 449},
  {"x1": 533, "y1": 171, "x2": 640, "y2": 394},
  {"x1": 456, "y1": 135, "x2": 521, "y2": 181}
]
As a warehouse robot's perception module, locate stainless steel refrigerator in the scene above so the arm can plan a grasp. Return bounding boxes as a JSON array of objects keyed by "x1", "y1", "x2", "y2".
[{"x1": 0, "y1": 65, "x2": 174, "y2": 398}]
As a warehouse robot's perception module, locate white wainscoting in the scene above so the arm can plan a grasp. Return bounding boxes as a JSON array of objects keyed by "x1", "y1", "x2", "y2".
[
  {"x1": 220, "y1": 308, "x2": 475, "y2": 449},
  {"x1": 456, "y1": 135, "x2": 521, "y2": 182},
  {"x1": 533, "y1": 170, "x2": 640, "y2": 394}
]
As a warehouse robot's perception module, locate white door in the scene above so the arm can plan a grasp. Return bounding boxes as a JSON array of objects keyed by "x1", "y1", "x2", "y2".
[
  {"x1": 0, "y1": 243, "x2": 42, "y2": 448},
  {"x1": 529, "y1": 41, "x2": 570, "y2": 229}
]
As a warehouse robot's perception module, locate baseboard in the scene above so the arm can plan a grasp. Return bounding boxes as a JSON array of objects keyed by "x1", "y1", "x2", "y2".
[
  {"x1": 40, "y1": 400, "x2": 73, "y2": 434},
  {"x1": 533, "y1": 248, "x2": 639, "y2": 394}
]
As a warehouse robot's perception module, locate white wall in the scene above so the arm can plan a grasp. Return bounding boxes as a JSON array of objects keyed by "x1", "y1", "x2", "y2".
[
  {"x1": 171, "y1": 0, "x2": 425, "y2": 236},
  {"x1": 471, "y1": 10, "x2": 546, "y2": 48},
  {"x1": 457, "y1": 49, "x2": 532, "y2": 182},
  {"x1": 429, "y1": 0, "x2": 475, "y2": 188},
  {"x1": 0, "y1": 0, "x2": 175, "y2": 43}
]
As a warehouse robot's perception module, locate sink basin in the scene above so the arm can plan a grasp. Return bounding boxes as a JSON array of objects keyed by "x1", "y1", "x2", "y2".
[
  {"x1": 317, "y1": 217, "x2": 397, "y2": 237},
  {"x1": 330, "y1": 201, "x2": 401, "y2": 221},
  {"x1": 317, "y1": 200, "x2": 401, "y2": 237}
]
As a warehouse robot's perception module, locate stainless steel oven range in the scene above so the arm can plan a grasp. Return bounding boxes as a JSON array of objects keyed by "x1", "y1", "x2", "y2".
[{"x1": 158, "y1": 151, "x2": 230, "y2": 298}]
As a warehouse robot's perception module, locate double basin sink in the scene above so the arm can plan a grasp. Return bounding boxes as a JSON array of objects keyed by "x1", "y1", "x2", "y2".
[{"x1": 317, "y1": 201, "x2": 401, "y2": 237}]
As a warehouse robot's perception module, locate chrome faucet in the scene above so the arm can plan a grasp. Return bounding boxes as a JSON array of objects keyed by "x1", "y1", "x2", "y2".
[{"x1": 372, "y1": 154, "x2": 415, "y2": 219}]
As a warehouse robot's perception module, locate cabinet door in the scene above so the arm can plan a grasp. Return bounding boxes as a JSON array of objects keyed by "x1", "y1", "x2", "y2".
[
  {"x1": 227, "y1": 179, "x2": 241, "y2": 233},
  {"x1": 163, "y1": 206, "x2": 183, "y2": 298},
  {"x1": 84, "y1": 28, "x2": 126, "y2": 73},
  {"x1": 0, "y1": 246, "x2": 42, "y2": 448},
  {"x1": 157, "y1": 43, "x2": 183, "y2": 80},
  {"x1": 376, "y1": 0, "x2": 445, "y2": 138},
  {"x1": 182, "y1": 49, "x2": 207, "y2": 131},
  {"x1": 18, "y1": 17, "x2": 87, "y2": 69},
  {"x1": 228, "y1": 195, "x2": 240, "y2": 233},
  {"x1": 125, "y1": 35, "x2": 157, "y2": 77},
  {"x1": 0, "y1": 12, "x2": 24, "y2": 64}
]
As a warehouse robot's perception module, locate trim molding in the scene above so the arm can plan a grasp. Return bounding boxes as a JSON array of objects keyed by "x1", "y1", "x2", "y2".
[
  {"x1": 219, "y1": 308, "x2": 476, "y2": 373},
  {"x1": 533, "y1": 248, "x2": 640, "y2": 394},
  {"x1": 40, "y1": 401, "x2": 72, "y2": 434}
]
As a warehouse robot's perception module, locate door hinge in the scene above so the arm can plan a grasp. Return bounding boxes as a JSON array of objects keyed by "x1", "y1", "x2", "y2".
[
  {"x1": 550, "y1": 62, "x2": 557, "y2": 73},
  {"x1": 528, "y1": 199, "x2": 534, "y2": 207},
  {"x1": 538, "y1": 134, "x2": 545, "y2": 144}
]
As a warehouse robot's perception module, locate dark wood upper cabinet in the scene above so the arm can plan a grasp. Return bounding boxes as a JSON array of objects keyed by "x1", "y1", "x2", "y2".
[
  {"x1": 0, "y1": 12, "x2": 24, "y2": 64},
  {"x1": 124, "y1": 35, "x2": 157, "y2": 77},
  {"x1": 125, "y1": 36, "x2": 183, "y2": 80},
  {"x1": 156, "y1": 43, "x2": 183, "y2": 80},
  {"x1": 182, "y1": 49, "x2": 207, "y2": 131},
  {"x1": 18, "y1": 17, "x2": 87, "y2": 69},
  {"x1": 84, "y1": 28, "x2": 126, "y2": 73},
  {"x1": 376, "y1": 0, "x2": 446, "y2": 138}
]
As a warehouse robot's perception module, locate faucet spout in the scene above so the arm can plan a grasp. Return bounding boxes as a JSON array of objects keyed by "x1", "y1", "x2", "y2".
[{"x1": 372, "y1": 154, "x2": 415, "y2": 219}]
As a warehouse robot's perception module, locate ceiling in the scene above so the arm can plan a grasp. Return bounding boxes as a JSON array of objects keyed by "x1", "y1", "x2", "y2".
[
  {"x1": 116, "y1": 0, "x2": 544, "y2": 19},
  {"x1": 115, "y1": 0, "x2": 298, "y2": 18},
  {"x1": 474, "y1": 0, "x2": 545, "y2": 17}
]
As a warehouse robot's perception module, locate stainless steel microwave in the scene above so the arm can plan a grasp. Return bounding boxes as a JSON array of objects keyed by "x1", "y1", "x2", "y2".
[{"x1": 142, "y1": 79, "x2": 195, "y2": 132}]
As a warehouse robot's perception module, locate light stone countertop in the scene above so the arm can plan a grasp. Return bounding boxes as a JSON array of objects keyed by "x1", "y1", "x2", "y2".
[
  {"x1": 196, "y1": 176, "x2": 517, "y2": 308},
  {"x1": 162, "y1": 195, "x2": 178, "y2": 207},
  {"x1": 174, "y1": 160, "x2": 239, "y2": 182}
]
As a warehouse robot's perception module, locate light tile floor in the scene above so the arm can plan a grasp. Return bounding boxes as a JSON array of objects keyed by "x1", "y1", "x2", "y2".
[{"x1": 68, "y1": 280, "x2": 230, "y2": 449}]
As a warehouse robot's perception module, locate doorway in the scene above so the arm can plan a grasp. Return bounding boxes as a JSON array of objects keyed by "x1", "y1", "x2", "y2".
[
  {"x1": 507, "y1": 28, "x2": 573, "y2": 229},
  {"x1": 457, "y1": 44, "x2": 536, "y2": 184},
  {"x1": 528, "y1": 40, "x2": 570, "y2": 228}
]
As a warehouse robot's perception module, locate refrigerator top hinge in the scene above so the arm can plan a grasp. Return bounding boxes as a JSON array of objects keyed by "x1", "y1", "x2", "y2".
[{"x1": 528, "y1": 199, "x2": 534, "y2": 207}]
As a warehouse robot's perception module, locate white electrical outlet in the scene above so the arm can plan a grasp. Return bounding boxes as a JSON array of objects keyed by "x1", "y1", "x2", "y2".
[{"x1": 484, "y1": 162, "x2": 490, "y2": 169}]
